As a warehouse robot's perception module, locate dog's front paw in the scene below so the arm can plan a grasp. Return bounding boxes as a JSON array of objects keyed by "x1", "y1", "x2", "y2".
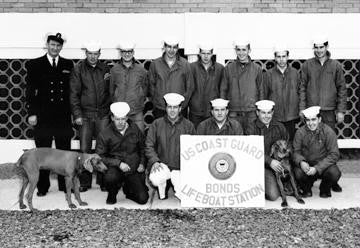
[
  {"x1": 79, "y1": 201, "x2": 88, "y2": 206},
  {"x1": 281, "y1": 201, "x2": 288, "y2": 207},
  {"x1": 19, "y1": 203, "x2": 27, "y2": 209},
  {"x1": 297, "y1": 198, "x2": 305, "y2": 204},
  {"x1": 69, "y1": 203, "x2": 77, "y2": 209}
]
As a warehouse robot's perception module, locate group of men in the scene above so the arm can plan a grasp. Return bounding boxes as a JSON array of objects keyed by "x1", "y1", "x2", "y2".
[{"x1": 25, "y1": 32, "x2": 345, "y2": 205}]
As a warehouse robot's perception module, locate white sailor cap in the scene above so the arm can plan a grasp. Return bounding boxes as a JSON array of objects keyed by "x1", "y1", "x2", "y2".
[
  {"x1": 83, "y1": 41, "x2": 101, "y2": 52},
  {"x1": 302, "y1": 106, "x2": 321, "y2": 119},
  {"x1": 163, "y1": 93, "x2": 185, "y2": 106},
  {"x1": 255, "y1": 100, "x2": 275, "y2": 111},
  {"x1": 198, "y1": 41, "x2": 214, "y2": 52},
  {"x1": 273, "y1": 43, "x2": 289, "y2": 54},
  {"x1": 110, "y1": 102, "x2": 130, "y2": 117},
  {"x1": 163, "y1": 36, "x2": 179, "y2": 47},
  {"x1": 312, "y1": 35, "x2": 328, "y2": 46},
  {"x1": 233, "y1": 37, "x2": 250, "y2": 48},
  {"x1": 210, "y1": 98, "x2": 229, "y2": 108},
  {"x1": 119, "y1": 41, "x2": 136, "y2": 51}
]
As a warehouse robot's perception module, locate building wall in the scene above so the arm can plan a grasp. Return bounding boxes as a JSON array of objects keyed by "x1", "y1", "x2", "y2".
[{"x1": 0, "y1": 0, "x2": 359, "y2": 13}]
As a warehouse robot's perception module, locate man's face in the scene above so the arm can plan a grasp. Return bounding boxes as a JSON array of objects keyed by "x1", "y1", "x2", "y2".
[
  {"x1": 166, "y1": 105, "x2": 181, "y2": 121},
  {"x1": 47, "y1": 40, "x2": 63, "y2": 58},
  {"x1": 211, "y1": 107, "x2": 228, "y2": 123},
  {"x1": 235, "y1": 45, "x2": 250, "y2": 62},
  {"x1": 164, "y1": 44, "x2": 179, "y2": 59},
  {"x1": 313, "y1": 43, "x2": 328, "y2": 59},
  {"x1": 257, "y1": 109, "x2": 274, "y2": 126},
  {"x1": 86, "y1": 50, "x2": 101, "y2": 66},
  {"x1": 305, "y1": 116, "x2": 321, "y2": 131},
  {"x1": 199, "y1": 49, "x2": 213, "y2": 65},
  {"x1": 112, "y1": 115, "x2": 128, "y2": 131},
  {"x1": 120, "y1": 49, "x2": 134, "y2": 63},
  {"x1": 274, "y1": 51, "x2": 288, "y2": 69}
]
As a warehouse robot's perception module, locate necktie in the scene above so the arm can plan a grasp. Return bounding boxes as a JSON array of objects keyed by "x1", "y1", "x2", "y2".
[{"x1": 52, "y1": 58, "x2": 56, "y2": 68}]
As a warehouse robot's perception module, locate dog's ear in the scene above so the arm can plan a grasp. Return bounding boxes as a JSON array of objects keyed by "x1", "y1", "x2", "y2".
[
  {"x1": 270, "y1": 143, "x2": 277, "y2": 158},
  {"x1": 83, "y1": 158, "x2": 94, "y2": 173}
]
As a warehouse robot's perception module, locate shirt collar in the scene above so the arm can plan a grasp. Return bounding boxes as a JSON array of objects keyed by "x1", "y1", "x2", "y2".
[{"x1": 47, "y1": 53, "x2": 59, "y2": 66}]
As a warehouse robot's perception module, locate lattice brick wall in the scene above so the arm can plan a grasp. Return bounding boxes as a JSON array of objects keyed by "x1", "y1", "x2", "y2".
[{"x1": 0, "y1": 58, "x2": 359, "y2": 140}]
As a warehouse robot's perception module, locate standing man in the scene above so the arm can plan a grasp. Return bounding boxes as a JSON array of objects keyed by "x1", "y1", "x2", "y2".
[
  {"x1": 110, "y1": 42, "x2": 148, "y2": 132},
  {"x1": 148, "y1": 36, "x2": 194, "y2": 119},
  {"x1": 197, "y1": 98, "x2": 243, "y2": 135},
  {"x1": 247, "y1": 100, "x2": 289, "y2": 201},
  {"x1": 145, "y1": 93, "x2": 195, "y2": 199},
  {"x1": 69, "y1": 41, "x2": 111, "y2": 192},
  {"x1": 189, "y1": 42, "x2": 224, "y2": 128},
  {"x1": 264, "y1": 45, "x2": 301, "y2": 141},
  {"x1": 95, "y1": 102, "x2": 149, "y2": 205},
  {"x1": 293, "y1": 106, "x2": 342, "y2": 198},
  {"x1": 220, "y1": 38, "x2": 264, "y2": 134},
  {"x1": 25, "y1": 33, "x2": 74, "y2": 196},
  {"x1": 300, "y1": 36, "x2": 347, "y2": 131}
]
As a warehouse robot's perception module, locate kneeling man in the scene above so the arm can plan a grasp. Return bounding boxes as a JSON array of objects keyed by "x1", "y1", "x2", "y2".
[
  {"x1": 197, "y1": 98, "x2": 243, "y2": 135},
  {"x1": 145, "y1": 93, "x2": 195, "y2": 199},
  {"x1": 293, "y1": 106, "x2": 342, "y2": 198},
  {"x1": 96, "y1": 102, "x2": 149, "y2": 205}
]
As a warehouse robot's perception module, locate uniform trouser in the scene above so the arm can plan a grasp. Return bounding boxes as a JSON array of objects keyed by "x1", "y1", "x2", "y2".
[
  {"x1": 228, "y1": 110, "x2": 257, "y2": 135},
  {"x1": 320, "y1": 110, "x2": 336, "y2": 132},
  {"x1": 34, "y1": 126, "x2": 73, "y2": 194},
  {"x1": 264, "y1": 168, "x2": 280, "y2": 201},
  {"x1": 281, "y1": 118, "x2": 300, "y2": 142},
  {"x1": 293, "y1": 164, "x2": 341, "y2": 194},
  {"x1": 153, "y1": 107, "x2": 188, "y2": 120},
  {"x1": 79, "y1": 114, "x2": 109, "y2": 188},
  {"x1": 128, "y1": 111, "x2": 144, "y2": 132},
  {"x1": 104, "y1": 166, "x2": 149, "y2": 205},
  {"x1": 189, "y1": 112, "x2": 208, "y2": 129}
]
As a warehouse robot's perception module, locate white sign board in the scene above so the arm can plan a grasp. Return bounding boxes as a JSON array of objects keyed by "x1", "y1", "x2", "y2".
[{"x1": 180, "y1": 135, "x2": 265, "y2": 208}]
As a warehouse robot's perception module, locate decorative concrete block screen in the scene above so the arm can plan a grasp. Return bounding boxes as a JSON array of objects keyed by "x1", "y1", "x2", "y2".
[{"x1": 0, "y1": 57, "x2": 358, "y2": 140}]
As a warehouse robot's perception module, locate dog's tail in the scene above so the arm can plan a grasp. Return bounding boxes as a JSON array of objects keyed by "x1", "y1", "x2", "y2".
[{"x1": 12, "y1": 155, "x2": 27, "y2": 179}]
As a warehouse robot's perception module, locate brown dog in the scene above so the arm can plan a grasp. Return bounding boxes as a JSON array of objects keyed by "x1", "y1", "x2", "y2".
[
  {"x1": 270, "y1": 140, "x2": 305, "y2": 207},
  {"x1": 14, "y1": 148, "x2": 107, "y2": 211}
]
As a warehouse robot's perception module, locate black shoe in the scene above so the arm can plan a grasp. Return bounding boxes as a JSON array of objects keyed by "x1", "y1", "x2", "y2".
[
  {"x1": 300, "y1": 190, "x2": 312, "y2": 198},
  {"x1": 332, "y1": 183, "x2": 342, "y2": 192},
  {"x1": 106, "y1": 194, "x2": 117, "y2": 205},
  {"x1": 37, "y1": 191, "x2": 47, "y2": 197},
  {"x1": 320, "y1": 191, "x2": 332, "y2": 198},
  {"x1": 79, "y1": 186, "x2": 88, "y2": 192}
]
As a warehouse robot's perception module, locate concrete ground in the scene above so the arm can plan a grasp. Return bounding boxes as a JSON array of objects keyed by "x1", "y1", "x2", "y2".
[{"x1": 1, "y1": 173, "x2": 359, "y2": 211}]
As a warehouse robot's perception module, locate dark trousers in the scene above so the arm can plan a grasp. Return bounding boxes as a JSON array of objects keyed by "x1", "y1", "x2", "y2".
[
  {"x1": 104, "y1": 166, "x2": 149, "y2": 205},
  {"x1": 153, "y1": 107, "x2": 188, "y2": 120},
  {"x1": 265, "y1": 168, "x2": 280, "y2": 201},
  {"x1": 293, "y1": 165, "x2": 341, "y2": 193},
  {"x1": 189, "y1": 112, "x2": 208, "y2": 129},
  {"x1": 229, "y1": 110, "x2": 257, "y2": 135},
  {"x1": 281, "y1": 118, "x2": 299, "y2": 142},
  {"x1": 78, "y1": 114, "x2": 109, "y2": 188},
  {"x1": 320, "y1": 110, "x2": 337, "y2": 132},
  {"x1": 34, "y1": 126, "x2": 73, "y2": 194}
]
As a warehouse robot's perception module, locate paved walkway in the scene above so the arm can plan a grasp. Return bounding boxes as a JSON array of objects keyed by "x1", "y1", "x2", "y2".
[{"x1": 1, "y1": 174, "x2": 359, "y2": 211}]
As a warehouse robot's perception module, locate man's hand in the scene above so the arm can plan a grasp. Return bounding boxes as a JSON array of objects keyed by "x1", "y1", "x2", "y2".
[
  {"x1": 28, "y1": 115, "x2": 37, "y2": 126},
  {"x1": 137, "y1": 164, "x2": 145, "y2": 173},
  {"x1": 151, "y1": 162, "x2": 163, "y2": 174},
  {"x1": 306, "y1": 167, "x2": 317, "y2": 176},
  {"x1": 270, "y1": 159, "x2": 283, "y2": 174},
  {"x1": 119, "y1": 162, "x2": 131, "y2": 172},
  {"x1": 336, "y1": 112, "x2": 345, "y2": 124},
  {"x1": 74, "y1": 117, "x2": 83, "y2": 126},
  {"x1": 300, "y1": 161, "x2": 310, "y2": 173}
]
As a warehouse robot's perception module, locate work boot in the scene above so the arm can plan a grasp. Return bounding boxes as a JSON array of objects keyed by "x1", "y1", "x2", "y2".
[{"x1": 331, "y1": 183, "x2": 342, "y2": 192}]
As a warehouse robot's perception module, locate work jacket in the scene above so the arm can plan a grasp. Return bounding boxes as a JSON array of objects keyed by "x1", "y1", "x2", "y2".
[{"x1": 196, "y1": 117, "x2": 243, "y2": 135}]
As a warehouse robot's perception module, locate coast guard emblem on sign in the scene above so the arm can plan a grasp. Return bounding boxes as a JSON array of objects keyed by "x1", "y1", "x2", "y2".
[{"x1": 208, "y1": 152, "x2": 236, "y2": 180}]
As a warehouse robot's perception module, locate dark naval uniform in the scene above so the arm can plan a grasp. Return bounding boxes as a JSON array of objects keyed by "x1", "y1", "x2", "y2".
[{"x1": 26, "y1": 54, "x2": 74, "y2": 194}]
